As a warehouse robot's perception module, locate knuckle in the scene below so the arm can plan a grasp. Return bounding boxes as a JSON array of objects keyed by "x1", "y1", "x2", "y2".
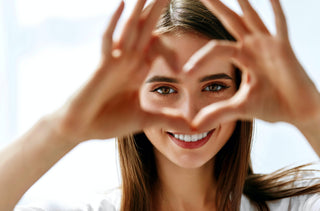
[{"x1": 232, "y1": 99, "x2": 246, "y2": 116}]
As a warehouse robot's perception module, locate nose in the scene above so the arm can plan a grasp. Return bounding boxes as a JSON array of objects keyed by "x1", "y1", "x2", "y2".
[{"x1": 179, "y1": 95, "x2": 200, "y2": 122}]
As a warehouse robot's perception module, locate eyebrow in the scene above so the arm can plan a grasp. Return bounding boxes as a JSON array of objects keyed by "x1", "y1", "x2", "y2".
[
  {"x1": 199, "y1": 73, "x2": 233, "y2": 82},
  {"x1": 145, "y1": 73, "x2": 233, "y2": 84},
  {"x1": 145, "y1": 76, "x2": 179, "y2": 83}
]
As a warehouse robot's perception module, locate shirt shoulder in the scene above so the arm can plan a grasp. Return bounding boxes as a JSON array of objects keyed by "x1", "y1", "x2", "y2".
[
  {"x1": 15, "y1": 189, "x2": 122, "y2": 211},
  {"x1": 241, "y1": 193, "x2": 320, "y2": 211},
  {"x1": 241, "y1": 170, "x2": 320, "y2": 210},
  {"x1": 240, "y1": 176, "x2": 320, "y2": 211}
]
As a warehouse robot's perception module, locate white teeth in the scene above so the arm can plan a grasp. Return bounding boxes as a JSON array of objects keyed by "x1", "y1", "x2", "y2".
[
  {"x1": 172, "y1": 132, "x2": 209, "y2": 142},
  {"x1": 191, "y1": 135, "x2": 198, "y2": 142},
  {"x1": 185, "y1": 135, "x2": 191, "y2": 142}
]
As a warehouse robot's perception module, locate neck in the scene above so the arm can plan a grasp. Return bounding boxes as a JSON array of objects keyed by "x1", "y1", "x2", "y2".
[{"x1": 153, "y1": 149, "x2": 216, "y2": 211}]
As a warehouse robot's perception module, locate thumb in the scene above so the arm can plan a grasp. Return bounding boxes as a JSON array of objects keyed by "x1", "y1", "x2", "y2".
[
  {"x1": 192, "y1": 71, "x2": 254, "y2": 129},
  {"x1": 143, "y1": 108, "x2": 194, "y2": 131},
  {"x1": 192, "y1": 98, "x2": 244, "y2": 130},
  {"x1": 183, "y1": 40, "x2": 237, "y2": 74}
]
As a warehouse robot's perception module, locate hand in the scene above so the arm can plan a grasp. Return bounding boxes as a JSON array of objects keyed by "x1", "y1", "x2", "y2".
[
  {"x1": 50, "y1": 0, "x2": 190, "y2": 143},
  {"x1": 184, "y1": 0, "x2": 320, "y2": 129}
]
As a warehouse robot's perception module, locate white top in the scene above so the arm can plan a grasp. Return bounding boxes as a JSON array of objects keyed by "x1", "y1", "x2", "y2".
[{"x1": 15, "y1": 188, "x2": 320, "y2": 211}]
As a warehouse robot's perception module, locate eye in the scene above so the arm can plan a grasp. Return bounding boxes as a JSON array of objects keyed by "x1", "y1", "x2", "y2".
[
  {"x1": 202, "y1": 83, "x2": 230, "y2": 92},
  {"x1": 152, "y1": 86, "x2": 177, "y2": 95}
]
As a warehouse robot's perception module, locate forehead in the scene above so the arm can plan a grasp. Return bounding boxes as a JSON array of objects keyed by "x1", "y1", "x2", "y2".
[
  {"x1": 162, "y1": 32, "x2": 210, "y2": 63},
  {"x1": 149, "y1": 33, "x2": 234, "y2": 78}
]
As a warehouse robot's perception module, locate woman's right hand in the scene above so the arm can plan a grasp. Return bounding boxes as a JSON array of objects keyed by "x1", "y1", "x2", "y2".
[
  {"x1": 49, "y1": 0, "x2": 188, "y2": 143},
  {"x1": 1, "y1": 2, "x2": 193, "y2": 209}
]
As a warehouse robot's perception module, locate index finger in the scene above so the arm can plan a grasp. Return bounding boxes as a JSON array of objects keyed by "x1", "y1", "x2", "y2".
[
  {"x1": 270, "y1": 0, "x2": 288, "y2": 39},
  {"x1": 102, "y1": 1, "x2": 125, "y2": 57},
  {"x1": 136, "y1": 0, "x2": 169, "y2": 51},
  {"x1": 118, "y1": 0, "x2": 147, "y2": 50}
]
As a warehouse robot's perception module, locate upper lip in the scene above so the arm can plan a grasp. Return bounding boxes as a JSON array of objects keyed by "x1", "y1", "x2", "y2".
[{"x1": 166, "y1": 129, "x2": 215, "y2": 135}]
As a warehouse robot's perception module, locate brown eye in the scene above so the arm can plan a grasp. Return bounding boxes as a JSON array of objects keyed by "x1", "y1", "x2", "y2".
[
  {"x1": 152, "y1": 86, "x2": 177, "y2": 95},
  {"x1": 203, "y1": 83, "x2": 230, "y2": 92}
]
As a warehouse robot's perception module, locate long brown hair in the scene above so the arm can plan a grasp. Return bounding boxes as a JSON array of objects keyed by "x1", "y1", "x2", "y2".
[{"x1": 117, "y1": 0, "x2": 320, "y2": 210}]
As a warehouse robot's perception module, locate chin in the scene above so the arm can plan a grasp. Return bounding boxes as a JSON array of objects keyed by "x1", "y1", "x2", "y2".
[{"x1": 169, "y1": 152, "x2": 216, "y2": 169}]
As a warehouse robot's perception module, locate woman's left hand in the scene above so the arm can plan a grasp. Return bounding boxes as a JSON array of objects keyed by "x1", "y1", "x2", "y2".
[{"x1": 184, "y1": 0, "x2": 320, "y2": 131}]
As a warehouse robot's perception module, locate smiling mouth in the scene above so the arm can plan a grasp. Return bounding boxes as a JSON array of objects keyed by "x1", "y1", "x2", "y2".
[
  {"x1": 167, "y1": 131, "x2": 210, "y2": 142},
  {"x1": 166, "y1": 129, "x2": 215, "y2": 149}
]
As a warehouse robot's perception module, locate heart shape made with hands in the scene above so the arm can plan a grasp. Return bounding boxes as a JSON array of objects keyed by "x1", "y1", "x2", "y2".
[
  {"x1": 139, "y1": 52, "x2": 247, "y2": 133},
  {"x1": 75, "y1": 0, "x2": 319, "y2": 142}
]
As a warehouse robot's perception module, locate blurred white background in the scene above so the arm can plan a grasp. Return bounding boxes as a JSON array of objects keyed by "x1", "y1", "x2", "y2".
[{"x1": 0, "y1": 0, "x2": 319, "y2": 206}]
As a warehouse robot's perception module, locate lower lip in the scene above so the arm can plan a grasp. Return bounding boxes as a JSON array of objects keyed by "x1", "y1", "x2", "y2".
[{"x1": 168, "y1": 130, "x2": 215, "y2": 149}]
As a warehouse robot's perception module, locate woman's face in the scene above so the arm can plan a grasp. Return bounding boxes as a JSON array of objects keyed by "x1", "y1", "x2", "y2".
[{"x1": 140, "y1": 33, "x2": 237, "y2": 169}]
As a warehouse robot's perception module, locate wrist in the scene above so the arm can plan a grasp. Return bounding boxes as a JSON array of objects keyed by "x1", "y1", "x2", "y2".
[
  {"x1": 294, "y1": 92, "x2": 320, "y2": 156},
  {"x1": 295, "y1": 92, "x2": 320, "y2": 131},
  {"x1": 296, "y1": 110, "x2": 320, "y2": 136},
  {"x1": 40, "y1": 113, "x2": 81, "y2": 148}
]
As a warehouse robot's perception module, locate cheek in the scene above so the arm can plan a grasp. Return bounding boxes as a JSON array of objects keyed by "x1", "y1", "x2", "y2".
[
  {"x1": 199, "y1": 88, "x2": 237, "y2": 111},
  {"x1": 140, "y1": 87, "x2": 163, "y2": 112},
  {"x1": 218, "y1": 121, "x2": 237, "y2": 145},
  {"x1": 144, "y1": 128, "x2": 172, "y2": 160},
  {"x1": 144, "y1": 128, "x2": 164, "y2": 147},
  {"x1": 187, "y1": 121, "x2": 237, "y2": 169},
  {"x1": 139, "y1": 87, "x2": 181, "y2": 114}
]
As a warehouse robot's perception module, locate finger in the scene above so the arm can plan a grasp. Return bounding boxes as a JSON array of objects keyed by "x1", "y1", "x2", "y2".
[
  {"x1": 270, "y1": 0, "x2": 288, "y2": 39},
  {"x1": 237, "y1": 0, "x2": 270, "y2": 34},
  {"x1": 183, "y1": 40, "x2": 238, "y2": 74},
  {"x1": 118, "y1": 0, "x2": 147, "y2": 50},
  {"x1": 144, "y1": 108, "x2": 193, "y2": 131},
  {"x1": 71, "y1": 2, "x2": 126, "y2": 118},
  {"x1": 200, "y1": 0, "x2": 250, "y2": 40},
  {"x1": 102, "y1": 1, "x2": 125, "y2": 57},
  {"x1": 193, "y1": 71, "x2": 253, "y2": 129},
  {"x1": 192, "y1": 99, "x2": 244, "y2": 129},
  {"x1": 147, "y1": 36, "x2": 180, "y2": 72},
  {"x1": 140, "y1": 0, "x2": 155, "y2": 18},
  {"x1": 136, "y1": 0, "x2": 168, "y2": 51}
]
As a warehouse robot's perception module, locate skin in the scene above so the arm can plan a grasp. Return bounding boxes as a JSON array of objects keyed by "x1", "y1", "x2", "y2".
[
  {"x1": 141, "y1": 34, "x2": 237, "y2": 210},
  {"x1": 142, "y1": 33, "x2": 236, "y2": 169},
  {"x1": 0, "y1": 0, "x2": 319, "y2": 210}
]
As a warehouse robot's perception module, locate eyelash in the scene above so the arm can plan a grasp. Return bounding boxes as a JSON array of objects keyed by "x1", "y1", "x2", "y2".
[
  {"x1": 202, "y1": 83, "x2": 230, "y2": 93},
  {"x1": 151, "y1": 83, "x2": 230, "y2": 96},
  {"x1": 151, "y1": 86, "x2": 177, "y2": 96}
]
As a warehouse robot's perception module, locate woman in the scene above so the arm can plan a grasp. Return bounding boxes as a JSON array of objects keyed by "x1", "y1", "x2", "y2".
[{"x1": 3, "y1": 0, "x2": 320, "y2": 210}]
